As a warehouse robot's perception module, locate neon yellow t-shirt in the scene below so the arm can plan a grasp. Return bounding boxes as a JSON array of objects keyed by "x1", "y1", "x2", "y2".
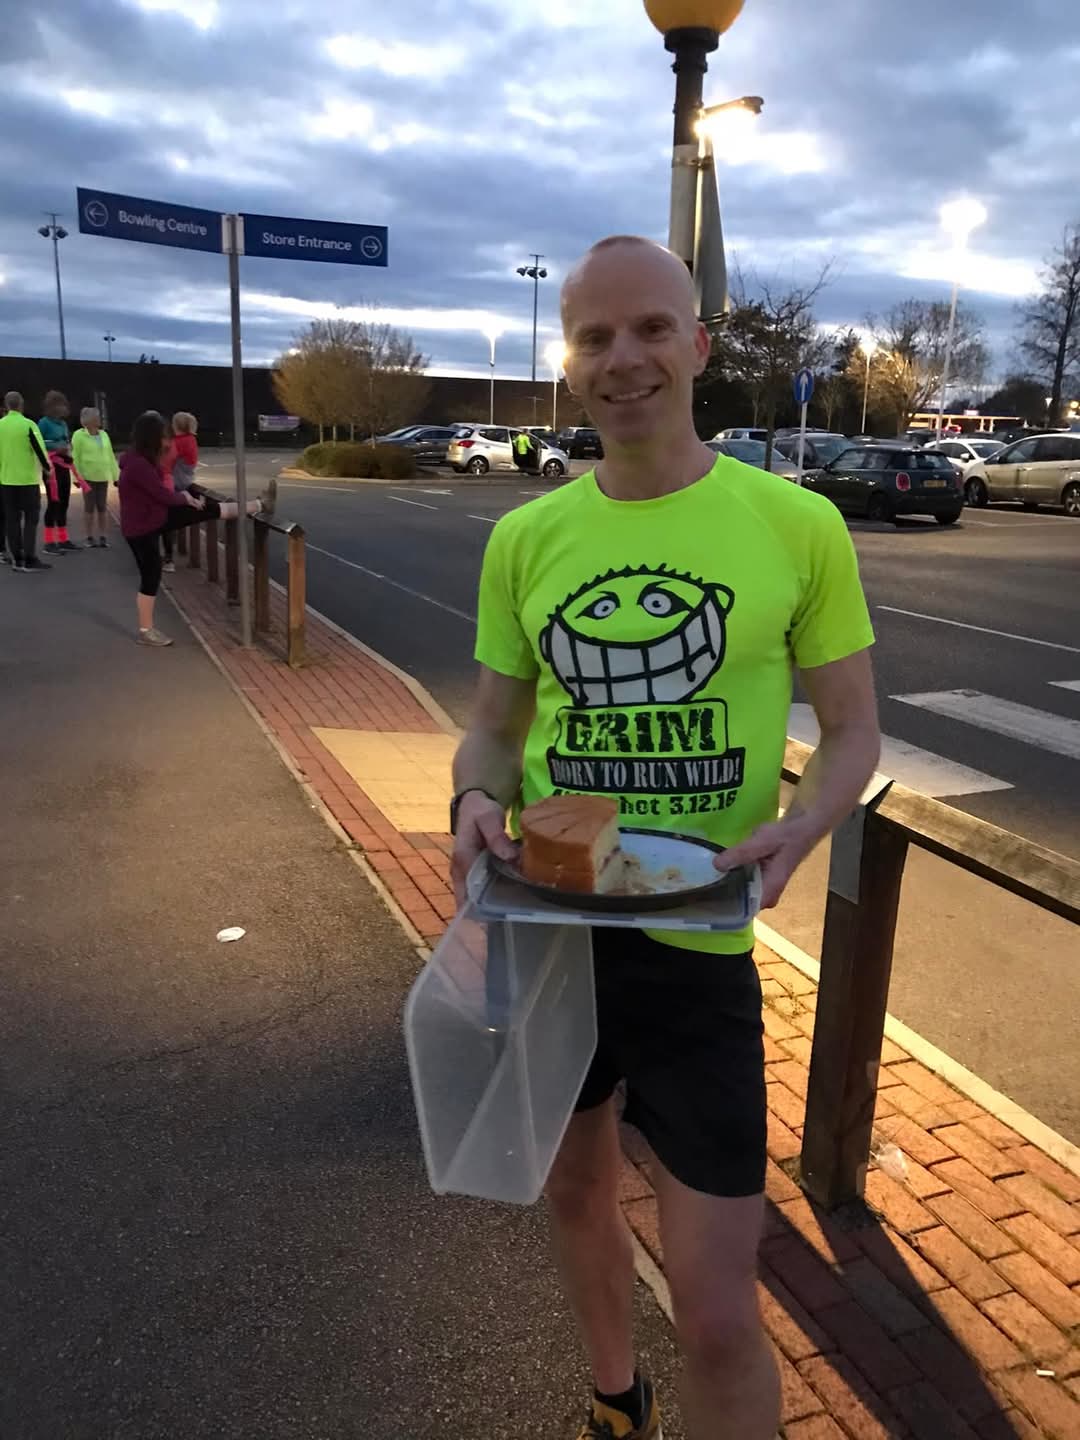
[{"x1": 474, "y1": 457, "x2": 875, "y2": 954}]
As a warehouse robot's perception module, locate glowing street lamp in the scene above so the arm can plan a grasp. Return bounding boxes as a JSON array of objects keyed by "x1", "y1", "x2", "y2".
[
  {"x1": 861, "y1": 335, "x2": 878, "y2": 434},
  {"x1": 545, "y1": 341, "x2": 566, "y2": 432},
  {"x1": 936, "y1": 196, "x2": 988, "y2": 439},
  {"x1": 484, "y1": 326, "x2": 501, "y2": 425}
]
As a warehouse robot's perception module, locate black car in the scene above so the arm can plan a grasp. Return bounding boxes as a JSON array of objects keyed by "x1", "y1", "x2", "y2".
[
  {"x1": 377, "y1": 425, "x2": 461, "y2": 465},
  {"x1": 556, "y1": 426, "x2": 604, "y2": 459},
  {"x1": 803, "y1": 444, "x2": 964, "y2": 524}
]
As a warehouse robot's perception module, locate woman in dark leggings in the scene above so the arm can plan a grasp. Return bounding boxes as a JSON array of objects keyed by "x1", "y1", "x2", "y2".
[
  {"x1": 118, "y1": 410, "x2": 276, "y2": 647},
  {"x1": 38, "y1": 390, "x2": 79, "y2": 554}
]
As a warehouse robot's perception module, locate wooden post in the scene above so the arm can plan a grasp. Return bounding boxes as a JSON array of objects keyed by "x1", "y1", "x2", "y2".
[
  {"x1": 253, "y1": 520, "x2": 270, "y2": 632},
  {"x1": 176, "y1": 526, "x2": 188, "y2": 557},
  {"x1": 801, "y1": 786, "x2": 909, "y2": 1210},
  {"x1": 205, "y1": 517, "x2": 219, "y2": 583},
  {"x1": 224, "y1": 519, "x2": 239, "y2": 605},
  {"x1": 287, "y1": 526, "x2": 306, "y2": 667},
  {"x1": 189, "y1": 518, "x2": 201, "y2": 569}
]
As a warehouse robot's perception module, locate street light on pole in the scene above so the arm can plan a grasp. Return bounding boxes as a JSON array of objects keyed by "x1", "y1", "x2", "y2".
[
  {"x1": 104, "y1": 332, "x2": 116, "y2": 362},
  {"x1": 936, "y1": 196, "x2": 987, "y2": 440},
  {"x1": 484, "y1": 326, "x2": 501, "y2": 425},
  {"x1": 516, "y1": 255, "x2": 548, "y2": 382},
  {"x1": 861, "y1": 335, "x2": 877, "y2": 434},
  {"x1": 545, "y1": 342, "x2": 566, "y2": 432},
  {"x1": 38, "y1": 213, "x2": 69, "y2": 360}
]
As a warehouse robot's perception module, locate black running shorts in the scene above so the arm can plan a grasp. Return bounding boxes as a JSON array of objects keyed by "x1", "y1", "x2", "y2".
[{"x1": 575, "y1": 927, "x2": 767, "y2": 1198}]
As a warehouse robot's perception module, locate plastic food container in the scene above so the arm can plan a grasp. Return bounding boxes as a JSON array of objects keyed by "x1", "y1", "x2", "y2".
[{"x1": 404, "y1": 908, "x2": 596, "y2": 1206}]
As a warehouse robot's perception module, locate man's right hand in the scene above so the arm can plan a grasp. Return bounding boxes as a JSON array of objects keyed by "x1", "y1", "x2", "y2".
[
  {"x1": 451, "y1": 791, "x2": 517, "y2": 910},
  {"x1": 185, "y1": 492, "x2": 206, "y2": 510}
]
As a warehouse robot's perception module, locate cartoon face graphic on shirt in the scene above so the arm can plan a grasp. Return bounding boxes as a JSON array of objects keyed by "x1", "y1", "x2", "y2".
[{"x1": 539, "y1": 565, "x2": 735, "y2": 709}]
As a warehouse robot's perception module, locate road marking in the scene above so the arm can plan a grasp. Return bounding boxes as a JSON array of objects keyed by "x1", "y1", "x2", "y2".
[
  {"x1": 1050, "y1": 680, "x2": 1080, "y2": 692},
  {"x1": 467, "y1": 514, "x2": 499, "y2": 524},
  {"x1": 304, "y1": 542, "x2": 476, "y2": 622},
  {"x1": 388, "y1": 495, "x2": 437, "y2": 510},
  {"x1": 420, "y1": 488, "x2": 452, "y2": 496},
  {"x1": 878, "y1": 607, "x2": 1080, "y2": 655},
  {"x1": 787, "y1": 704, "x2": 1011, "y2": 796},
  {"x1": 893, "y1": 690, "x2": 1080, "y2": 761},
  {"x1": 278, "y1": 481, "x2": 359, "y2": 493}
]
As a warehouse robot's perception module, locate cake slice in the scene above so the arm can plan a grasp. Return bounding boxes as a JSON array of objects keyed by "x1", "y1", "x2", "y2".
[{"x1": 520, "y1": 794, "x2": 625, "y2": 894}]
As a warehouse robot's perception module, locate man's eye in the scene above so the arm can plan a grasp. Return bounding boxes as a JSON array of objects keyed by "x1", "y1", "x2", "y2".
[
  {"x1": 639, "y1": 586, "x2": 690, "y2": 617},
  {"x1": 581, "y1": 593, "x2": 619, "y2": 620}
]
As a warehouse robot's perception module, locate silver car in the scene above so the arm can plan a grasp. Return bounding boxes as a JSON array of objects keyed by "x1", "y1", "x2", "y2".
[
  {"x1": 706, "y1": 438, "x2": 800, "y2": 480},
  {"x1": 962, "y1": 432, "x2": 1080, "y2": 514},
  {"x1": 921, "y1": 437, "x2": 1005, "y2": 473},
  {"x1": 447, "y1": 425, "x2": 569, "y2": 479},
  {"x1": 713, "y1": 426, "x2": 768, "y2": 442}
]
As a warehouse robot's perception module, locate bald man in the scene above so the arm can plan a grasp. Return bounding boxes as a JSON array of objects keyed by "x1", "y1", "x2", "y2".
[{"x1": 450, "y1": 237, "x2": 880, "y2": 1440}]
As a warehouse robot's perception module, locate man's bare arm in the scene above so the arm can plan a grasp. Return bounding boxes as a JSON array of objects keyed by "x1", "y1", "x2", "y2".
[
  {"x1": 715, "y1": 649, "x2": 880, "y2": 907},
  {"x1": 450, "y1": 665, "x2": 537, "y2": 904}
]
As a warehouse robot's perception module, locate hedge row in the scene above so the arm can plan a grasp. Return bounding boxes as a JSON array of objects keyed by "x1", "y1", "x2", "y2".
[{"x1": 300, "y1": 441, "x2": 417, "y2": 480}]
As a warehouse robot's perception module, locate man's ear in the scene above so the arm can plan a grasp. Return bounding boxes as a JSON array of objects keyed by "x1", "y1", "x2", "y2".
[{"x1": 693, "y1": 321, "x2": 711, "y2": 377}]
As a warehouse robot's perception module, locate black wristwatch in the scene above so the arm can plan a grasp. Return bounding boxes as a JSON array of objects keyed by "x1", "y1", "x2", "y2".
[{"x1": 449, "y1": 788, "x2": 502, "y2": 836}]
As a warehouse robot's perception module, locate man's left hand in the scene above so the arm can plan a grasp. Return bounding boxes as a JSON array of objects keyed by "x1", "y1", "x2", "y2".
[{"x1": 713, "y1": 814, "x2": 819, "y2": 909}]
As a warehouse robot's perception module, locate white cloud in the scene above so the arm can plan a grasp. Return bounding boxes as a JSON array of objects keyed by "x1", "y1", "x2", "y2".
[
  {"x1": 59, "y1": 88, "x2": 119, "y2": 119},
  {"x1": 324, "y1": 33, "x2": 466, "y2": 76},
  {"x1": 899, "y1": 246, "x2": 1039, "y2": 300},
  {"x1": 303, "y1": 97, "x2": 376, "y2": 141},
  {"x1": 132, "y1": 0, "x2": 218, "y2": 29}
]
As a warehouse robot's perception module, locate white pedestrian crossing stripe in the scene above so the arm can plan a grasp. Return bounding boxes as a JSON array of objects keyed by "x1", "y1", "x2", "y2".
[
  {"x1": 893, "y1": 689, "x2": 1080, "y2": 762},
  {"x1": 1050, "y1": 679, "x2": 1080, "y2": 693},
  {"x1": 786, "y1": 705, "x2": 1012, "y2": 797}
]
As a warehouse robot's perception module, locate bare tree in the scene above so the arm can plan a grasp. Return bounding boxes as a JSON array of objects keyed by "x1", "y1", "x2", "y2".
[
  {"x1": 866, "y1": 300, "x2": 988, "y2": 432},
  {"x1": 349, "y1": 321, "x2": 430, "y2": 439},
  {"x1": 1017, "y1": 226, "x2": 1080, "y2": 426},
  {"x1": 707, "y1": 264, "x2": 832, "y2": 466}
]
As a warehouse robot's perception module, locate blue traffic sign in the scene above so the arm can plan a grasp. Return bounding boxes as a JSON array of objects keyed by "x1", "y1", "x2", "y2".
[
  {"x1": 793, "y1": 368, "x2": 815, "y2": 407},
  {"x1": 77, "y1": 187, "x2": 223, "y2": 253},
  {"x1": 240, "y1": 213, "x2": 388, "y2": 267}
]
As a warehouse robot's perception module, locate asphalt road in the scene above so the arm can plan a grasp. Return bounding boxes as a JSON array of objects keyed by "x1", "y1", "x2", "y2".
[
  {"x1": 203, "y1": 454, "x2": 1080, "y2": 1144},
  {"x1": 0, "y1": 545, "x2": 685, "y2": 1440}
]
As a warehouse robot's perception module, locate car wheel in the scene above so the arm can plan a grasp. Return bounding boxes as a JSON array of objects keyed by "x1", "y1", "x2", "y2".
[
  {"x1": 935, "y1": 511, "x2": 962, "y2": 526},
  {"x1": 466, "y1": 456, "x2": 490, "y2": 475},
  {"x1": 964, "y1": 477, "x2": 988, "y2": 507},
  {"x1": 866, "y1": 493, "x2": 891, "y2": 523},
  {"x1": 1062, "y1": 481, "x2": 1080, "y2": 517},
  {"x1": 542, "y1": 459, "x2": 565, "y2": 478}
]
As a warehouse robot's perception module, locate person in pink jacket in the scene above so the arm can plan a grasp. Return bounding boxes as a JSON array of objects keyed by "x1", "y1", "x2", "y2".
[{"x1": 118, "y1": 410, "x2": 275, "y2": 646}]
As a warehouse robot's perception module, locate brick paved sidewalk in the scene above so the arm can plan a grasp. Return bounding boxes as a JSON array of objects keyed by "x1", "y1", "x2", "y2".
[{"x1": 164, "y1": 557, "x2": 1080, "y2": 1440}]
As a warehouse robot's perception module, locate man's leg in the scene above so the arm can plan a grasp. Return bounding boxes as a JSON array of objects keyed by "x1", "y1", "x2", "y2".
[
  {"x1": 545, "y1": 1099, "x2": 637, "y2": 1395},
  {"x1": 1, "y1": 488, "x2": 16, "y2": 561},
  {"x1": 21, "y1": 488, "x2": 41, "y2": 563},
  {"x1": 654, "y1": 1165, "x2": 779, "y2": 1440}
]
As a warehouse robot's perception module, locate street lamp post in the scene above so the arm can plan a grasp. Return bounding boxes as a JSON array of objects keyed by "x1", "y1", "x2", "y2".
[
  {"x1": 545, "y1": 342, "x2": 565, "y2": 432},
  {"x1": 861, "y1": 336, "x2": 877, "y2": 434},
  {"x1": 936, "y1": 196, "x2": 988, "y2": 440},
  {"x1": 38, "y1": 213, "x2": 69, "y2": 360},
  {"x1": 484, "y1": 327, "x2": 500, "y2": 425},
  {"x1": 516, "y1": 256, "x2": 548, "y2": 382},
  {"x1": 104, "y1": 332, "x2": 116, "y2": 362}
]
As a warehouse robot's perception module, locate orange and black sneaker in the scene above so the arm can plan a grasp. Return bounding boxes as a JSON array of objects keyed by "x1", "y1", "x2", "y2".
[{"x1": 575, "y1": 1377, "x2": 662, "y2": 1439}]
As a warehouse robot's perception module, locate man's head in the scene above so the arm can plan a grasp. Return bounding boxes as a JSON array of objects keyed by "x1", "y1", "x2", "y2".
[
  {"x1": 44, "y1": 389, "x2": 69, "y2": 419},
  {"x1": 561, "y1": 236, "x2": 709, "y2": 451},
  {"x1": 4, "y1": 391, "x2": 24, "y2": 413}
]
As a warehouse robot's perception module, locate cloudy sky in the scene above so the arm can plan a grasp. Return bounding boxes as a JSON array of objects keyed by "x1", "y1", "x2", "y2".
[{"x1": 2, "y1": 0, "x2": 1079, "y2": 381}]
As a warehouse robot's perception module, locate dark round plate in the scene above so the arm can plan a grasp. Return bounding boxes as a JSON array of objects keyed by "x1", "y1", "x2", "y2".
[{"x1": 489, "y1": 828, "x2": 739, "y2": 914}]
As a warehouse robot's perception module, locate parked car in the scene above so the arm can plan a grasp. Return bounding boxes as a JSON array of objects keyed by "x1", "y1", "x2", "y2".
[
  {"x1": 556, "y1": 426, "x2": 604, "y2": 459},
  {"x1": 921, "y1": 437, "x2": 1005, "y2": 473},
  {"x1": 961, "y1": 432, "x2": 1080, "y2": 514},
  {"x1": 713, "y1": 426, "x2": 768, "y2": 443},
  {"x1": 706, "y1": 438, "x2": 800, "y2": 480},
  {"x1": 803, "y1": 443, "x2": 964, "y2": 524},
  {"x1": 447, "y1": 426, "x2": 570, "y2": 478},
  {"x1": 774, "y1": 433, "x2": 856, "y2": 469},
  {"x1": 375, "y1": 425, "x2": 462, "y2": 465}
]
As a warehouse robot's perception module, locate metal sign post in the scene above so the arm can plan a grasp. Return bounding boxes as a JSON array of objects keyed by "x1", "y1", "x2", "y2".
[
  {"x1": 793, "y1": 367, "x2": 815, "y2": 486},
  {"x1": 225, "y1": 214, "x2": 252, "y2": 648}
]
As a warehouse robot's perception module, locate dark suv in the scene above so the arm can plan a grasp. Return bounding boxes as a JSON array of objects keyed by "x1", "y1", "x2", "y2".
[
  {"x1": 803, "y1": 444, "x2": 964, "y2": 525},
  {"x1": 556, "y1": 426, "x2": 604, "y2": 459}
]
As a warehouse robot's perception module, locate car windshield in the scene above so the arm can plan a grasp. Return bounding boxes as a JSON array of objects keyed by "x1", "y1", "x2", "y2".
[
  {"x1": 969, "y1": 440, "x2": 1004, "y2": 457},
  {"x1": 815, "y1": 437, "x2": 856, "y2": 464},
  {"x1": 722, "y1": 439, "x2": 768, "y2": 464}
]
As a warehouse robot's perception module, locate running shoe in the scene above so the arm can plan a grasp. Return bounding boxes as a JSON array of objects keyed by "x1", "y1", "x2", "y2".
[
  {"x1": 59, "y1": 540, "x2": 81, "y2": 552},
  {"x1": 0, "y1": 552, "x2": 10, "y2": 565},
  {"x1": 98, "y1": 537, "x2": 109, "y2": 549},
  {"x1": 163, "y1": 561, "x2": 176, "y2": 573},
  {"x1": 575, "y1": 1380, "x2": 661, "y2": 1440},
  {"x1": 22, "y1": 557, "x2": 52, "y2": 571},
  {"x1": 42, "y1": 542, "x2": 61, "y2": 555},
  {"x1": 137, "y1": 628, "x2": 174, "y2": 646},
  {"x1": 84, "y1": 537, "x2": 98, "y2": 548},
  {"x1": 259, "y1": 477, "x2": 278, "y2": 517}
]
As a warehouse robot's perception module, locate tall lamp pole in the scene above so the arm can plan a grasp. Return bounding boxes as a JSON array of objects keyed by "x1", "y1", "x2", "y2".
[
  {"x1": 516, "y1": 256, "x2": 548, "y2": 382},
  {"x1": 38, "y1": 213, "x2": 69, "y2": 360},
  {"x1": 104, "y1": 332, "x2": 116, "y2": 362},
  {"x1": 861, "y1": 336, "x2": 877, "y2": 434},
  {"x1": 484, "y1": 327, "x2": 500, "y2": 425},
  {"x1": 936, "y1": 197, "x2": 987, "y2": 440}
]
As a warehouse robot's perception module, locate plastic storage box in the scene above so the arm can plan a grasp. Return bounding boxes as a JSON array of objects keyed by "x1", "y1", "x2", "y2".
[{"x1": 405, "y1": 908, "x2": 597, "y2": 1206}]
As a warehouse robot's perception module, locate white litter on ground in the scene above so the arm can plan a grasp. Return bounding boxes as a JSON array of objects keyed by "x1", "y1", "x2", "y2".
[{"x1": 216, "y1": 926, "x2": 246, "y2": 943}]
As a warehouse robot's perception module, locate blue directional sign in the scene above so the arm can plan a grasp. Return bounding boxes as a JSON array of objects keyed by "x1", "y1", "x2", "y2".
[
  {"x1": 793, "y1": 368, "x2": 815, "y2": 407},
  {"x1": 240, "y1": 213, "x2": 388, "y2": 267},
  {"x1": 77, "y1": 187, "x2": 223, "y2": 253}
]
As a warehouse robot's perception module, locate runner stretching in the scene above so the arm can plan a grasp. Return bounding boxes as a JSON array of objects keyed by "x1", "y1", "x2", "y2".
[{"x1": 450, "y1": 237, "x2": 880, "y2": 1440}]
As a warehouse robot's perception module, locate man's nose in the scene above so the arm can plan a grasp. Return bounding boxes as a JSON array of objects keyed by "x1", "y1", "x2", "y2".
[{"x1": 603, "y1": 329, "x2": 647, "y2": 374}]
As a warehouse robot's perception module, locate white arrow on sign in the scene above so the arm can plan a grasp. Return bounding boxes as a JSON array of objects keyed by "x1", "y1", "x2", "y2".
[{"x1": 84, "y1": 200, "x2": 109, "y2": 228}]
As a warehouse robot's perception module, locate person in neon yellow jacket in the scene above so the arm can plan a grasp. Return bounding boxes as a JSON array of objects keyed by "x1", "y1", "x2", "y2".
[{"x1": 72, "y1": 407, "x2": 119, "y2": 548}]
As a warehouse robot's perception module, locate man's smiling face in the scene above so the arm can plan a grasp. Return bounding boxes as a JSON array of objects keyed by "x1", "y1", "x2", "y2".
[{"x1": 561, "y1": 238, "x2": 711, "y2": 450}]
